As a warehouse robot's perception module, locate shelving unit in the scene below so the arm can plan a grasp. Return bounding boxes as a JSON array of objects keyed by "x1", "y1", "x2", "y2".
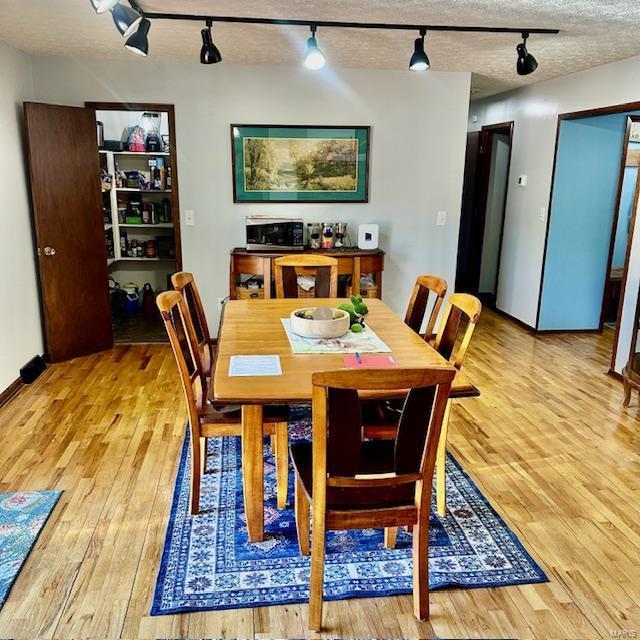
[
  {"x1": 91, "y1": 103, "x2": 182, "y2": 345},
  {"x1": 100, "y1": 149, "x2": 178, "y2": 267}
]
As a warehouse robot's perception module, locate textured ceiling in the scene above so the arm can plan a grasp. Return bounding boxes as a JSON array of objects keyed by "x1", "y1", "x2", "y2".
[{"x1": 1, "y1": 0, "x2": 640, "y2": 98}]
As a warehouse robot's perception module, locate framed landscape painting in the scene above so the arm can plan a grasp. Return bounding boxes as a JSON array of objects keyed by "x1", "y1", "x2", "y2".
[{"x1": 231, "y1": 125, "x2": 370, "y2": 202}]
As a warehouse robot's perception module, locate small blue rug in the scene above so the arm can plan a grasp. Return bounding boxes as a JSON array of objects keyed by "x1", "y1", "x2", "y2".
[
  {"x1": 152, "y1": 410, "x2": 547, "y2": 615},
  {"x1": 0, "y1": 490, "x2": 61, "y2": 609}
]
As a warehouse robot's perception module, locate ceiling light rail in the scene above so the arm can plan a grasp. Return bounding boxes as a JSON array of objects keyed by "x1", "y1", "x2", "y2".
[
  {"x1": 93, "y1": 1, "x2": 559, "y2": 73},
  {"x1": 139, "y1": 11, "x2": 558, "y2": 36}
]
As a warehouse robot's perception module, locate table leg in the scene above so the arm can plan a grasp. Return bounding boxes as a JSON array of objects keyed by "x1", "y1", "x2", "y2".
[{"x1": 242, "y1": 404, "x2": 264, "y2": 542}]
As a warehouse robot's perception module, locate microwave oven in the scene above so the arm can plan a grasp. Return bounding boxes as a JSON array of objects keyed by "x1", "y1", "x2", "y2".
[{"x1": 246, "y1": 216, "x2": 304, "y2": 250}]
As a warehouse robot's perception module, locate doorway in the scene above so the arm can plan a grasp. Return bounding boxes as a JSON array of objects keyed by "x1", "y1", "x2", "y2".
[
  {"x1": 537, "y1": 109, "x2": 640, "y2": 334},
  {"x1": 602, "y1": 117, "x2": 640, "y2": 332},
  {"x1": 87, "y1": 102, "x2": 182, "y2": 345},
  {"x1": 456, "y1": 122, "x2": 513, "y2": 309}
]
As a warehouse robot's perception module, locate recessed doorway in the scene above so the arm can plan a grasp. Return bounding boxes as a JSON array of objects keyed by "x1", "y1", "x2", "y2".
[{"x1": 456, "y1": 122, "x2": 513, "y2": 309}]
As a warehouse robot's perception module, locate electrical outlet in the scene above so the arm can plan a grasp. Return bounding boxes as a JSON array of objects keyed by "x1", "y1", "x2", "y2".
[
  {"x1": 185, "y1": 209, "x2": 195, "y2": 226},
  {"x1": 436, "y1": 211, "x2": 447, "y2": 226}
]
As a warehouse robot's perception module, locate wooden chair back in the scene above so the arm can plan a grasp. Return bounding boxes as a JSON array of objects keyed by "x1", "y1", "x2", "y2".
[
  {"x1": 274, "y1": 255, "x2": 338, "y2": 299},
  {"x1": 433, "y1": 293, "x2": 482, "y2": 370},
  {"x1": 404, "y1": 275, "x2": 448, "y2": 337},
  {"x1": 171, "y1": 272, "x2": 214, "y2": 374},
  {"x1": 157, "y1": 290, "x2": 206, "y2": 430},
  {"x1": 311, "y1": 368, "x2": 454, "y2": 509}
]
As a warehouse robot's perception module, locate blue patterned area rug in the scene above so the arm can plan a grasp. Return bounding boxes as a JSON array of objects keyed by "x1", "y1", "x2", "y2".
[
  {"x1": 0, "y1": 491, "x2": 61, "y2": 609},
  {"x1": 152, "y1": 411, "x2": 547, "y2": 615}
]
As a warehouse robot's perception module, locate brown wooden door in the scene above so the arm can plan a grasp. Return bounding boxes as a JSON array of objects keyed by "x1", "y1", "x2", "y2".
[
  {"x1": 455, "y1": 130, "x2": 492, "y2": 293},
  {"x1": 24, "y1": 102, "x2": 112, "y2": 362}
]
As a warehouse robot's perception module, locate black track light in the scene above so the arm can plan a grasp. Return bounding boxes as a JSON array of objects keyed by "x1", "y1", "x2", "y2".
[
  {"x1": 125, "y1": 18, "x2": 150, "y2": 56},
  {"x1": 200, "y1": 20, "x2": 222, "y2": 64},
  {"x1": 516, "y1": 32, "x2": 538, "y2": 76},
  {"x1": 111, "y1": 3, "x2": 142, "y2": 39},
  {"x1": 89, "y1": 0, "x2": 118, "y2": 14},
  {"x1": 304, "y1": 25, "x2": 326, "y2": 70},
  {"x1": 409, "y1": 29, "x2": 430, "y2": 71}
]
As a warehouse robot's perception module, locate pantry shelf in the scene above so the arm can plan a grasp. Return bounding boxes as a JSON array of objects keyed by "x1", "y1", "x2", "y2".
[
  {"x1": 100, "y1": 147, "x2": 180, "y2": 277},
  {"x1": 114, "y1": 257, "x2": 176, "y2": 262},
  {"x1": 119, "y1": 223, "x2": 174, "y2": 229},
  {"x1": 115, "y1": 188, "x2": 172, "y2": 193},
  {"x1": 99, "y1": 150, "x2": 170, "y2": 156}
]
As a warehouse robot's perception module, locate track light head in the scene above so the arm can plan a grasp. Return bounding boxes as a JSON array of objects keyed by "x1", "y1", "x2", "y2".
[
  {"x1": 516, "y1": 32, "x2": 538, "y2": 75},
  {"x1": 304, "y1": 25, "x2": 326, "y2": 70},
  {"x1": 90, "y1": 0, "x2": 118, "y2": 14},
  {"x1": 125, "y1": 18, "x2": 150, "y2": 56},
  {"x1": 409, "y1": 29, "x2": 430, "y2": 71},
  {"x1": 201, "y1": 21, "x2": 222, "y2": 64},
  {"x1": 111, "y1": 3, "x2": 142, "y2": 39}
]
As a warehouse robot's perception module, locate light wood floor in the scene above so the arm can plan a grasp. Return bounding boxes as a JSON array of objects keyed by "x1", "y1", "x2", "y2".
[{"x1": 0, "y1": 311, "x2": 639, "y2": 639}]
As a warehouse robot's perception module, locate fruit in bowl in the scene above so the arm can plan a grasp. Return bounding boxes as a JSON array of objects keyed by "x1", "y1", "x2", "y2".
[
  {"x1": 290, "y1": 306, "x2": 351, "y2": 338},
  {"x1": 337, "y1": 295, "x2": 369, "y2": 332}
]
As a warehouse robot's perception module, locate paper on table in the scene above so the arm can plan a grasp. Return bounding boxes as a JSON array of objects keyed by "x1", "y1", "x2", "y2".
[
  {"x1": 229, "y1": 355, "x2": 282, "y2": 377},
  {"x1": 343, "y1": 354, "x2": 397, "y2": 369}
]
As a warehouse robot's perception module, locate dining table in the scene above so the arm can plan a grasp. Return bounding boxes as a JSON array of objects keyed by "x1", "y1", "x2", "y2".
[{"x1": 210, "y1": 297, "x2": 479, "y2": 542}]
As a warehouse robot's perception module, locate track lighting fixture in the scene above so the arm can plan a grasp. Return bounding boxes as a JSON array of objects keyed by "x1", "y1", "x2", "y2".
[
  {"x1": 304, "y1": 25, "x2": 326, "y2": 70},
  {"x1": 111, "y1": 3, "x2": 142, "y2": 39},
  {"x1": 409, "y1": 29, "x2": 430, "y2": 71},
  {"x1": 92, "y1": 7, "x2": 558, "y2": 75},
  {"x1": 516, "y1": 32, "x2": 538, "y2": 76},
  {"x1": 125, "y1": 18, "x2": 150, "y2": 56},
  {"x1": 200, "y1": 20, "x2": 222, "y2": 64},
  {"x1": 89, "y1": 0, "x2": 118, "y2": 14}
]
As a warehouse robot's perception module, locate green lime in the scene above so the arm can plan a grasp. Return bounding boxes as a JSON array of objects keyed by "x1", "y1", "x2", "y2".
[{"x1": 350, "y1": 323, "x2": 363, "y2": 333}]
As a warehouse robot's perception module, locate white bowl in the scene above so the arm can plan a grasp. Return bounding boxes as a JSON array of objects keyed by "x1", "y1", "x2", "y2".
[{"x1": 290, "y1": 307, "x2": 350, "y2": 339}]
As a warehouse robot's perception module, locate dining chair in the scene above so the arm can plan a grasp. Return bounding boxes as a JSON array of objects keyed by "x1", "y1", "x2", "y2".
[
  {"x1": 365, "y1": 292, "x2": 482, "y2": 546},
  {"x1": 431, "y1": 293, "x2": 482, "y2": 514},
  {"x1": 171, "y1": 271, "x2": 214, "y2": 377},
  {"x1": 157, "y1": 290, "x2": 290, "y2": 514},
  {"x1": 273, "y1": 255, "x2": 338, "y2": 299},
  {"x1": 404, "y1": 275, "x2": 448, "y2": 340},
  {"x1": 290, "y1": 367, "x2": 455, "y2": 631}
]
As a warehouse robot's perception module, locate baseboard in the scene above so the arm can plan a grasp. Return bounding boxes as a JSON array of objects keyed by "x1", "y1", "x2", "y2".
[
  {"x1": 492, "y1": 307, "x2": 536, "y2": 333},
  {"x1": 0, "y1": 378, "x2": 24, "y2": 408},
  {"x1": 535, "y1": 328, "x2": 601, "y2": 335},
  {"x1": 608, "y1": 369, "x2": 623, "y2": 381}
]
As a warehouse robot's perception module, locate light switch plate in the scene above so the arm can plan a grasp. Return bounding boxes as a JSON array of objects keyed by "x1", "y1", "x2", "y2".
[
  {"x1": 185, "y1": 209, "x2": 195, "y2": 226},
  {"x1": 436, "y1": 211, "x2": 447, "y2": 226},
  {"x1": 539, "y1": 207, "x2": 547, "y2": 222}
]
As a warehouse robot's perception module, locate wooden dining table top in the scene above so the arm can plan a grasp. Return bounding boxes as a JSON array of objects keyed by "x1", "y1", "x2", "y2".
[{"x1": 210, "y1": 298, "x2": 479, "y2": 405}]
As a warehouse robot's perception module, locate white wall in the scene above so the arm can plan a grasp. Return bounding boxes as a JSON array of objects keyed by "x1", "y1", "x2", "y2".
[
  {"x1": 30, "y1": 56, "x2": 470, "y2": 330},
  {"x1": 0, "y1": 42, "x2": 42, "y2": 390},
  {"x1": 469, "y1": 53, "x2": 640, "y2": 337}
]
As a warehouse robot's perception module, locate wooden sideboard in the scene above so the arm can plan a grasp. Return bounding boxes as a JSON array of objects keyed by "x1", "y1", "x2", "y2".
[{"x1": 229, "y1": 248, "x2": 385, "y2": 300}]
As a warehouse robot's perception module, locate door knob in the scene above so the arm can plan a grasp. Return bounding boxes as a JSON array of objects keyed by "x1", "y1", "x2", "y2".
[{"x1": 43, "y1": 246, "x2": 56, "y2": 256}]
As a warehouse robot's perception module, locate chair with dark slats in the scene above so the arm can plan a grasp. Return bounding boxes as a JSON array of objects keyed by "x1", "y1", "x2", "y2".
[
  {"x1": 404, "y1": 275, "x2": 448, "y2": 341},
  {"x1": 172, "y1": 271, "x2": 215, "y2": 377},
  {"x1": 273, "y1": 255, "x2": 338, "y2": 299},
  {"x1": 157, "y1": 290, "x2": 290, "y2": 514},
  {"x1": 290, "y1": 367, "x2": 455, "y2": 631}
]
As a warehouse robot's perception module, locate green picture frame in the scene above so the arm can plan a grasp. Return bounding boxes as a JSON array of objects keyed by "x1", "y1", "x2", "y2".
[{"x1": 231, "y1": 125, "x2": 370, "y2": 203}]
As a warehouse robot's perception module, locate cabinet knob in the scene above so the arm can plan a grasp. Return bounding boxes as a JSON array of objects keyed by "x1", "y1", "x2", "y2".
[{"x1": 43, "y1": 246, "x2": 56, "y2": 256}]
